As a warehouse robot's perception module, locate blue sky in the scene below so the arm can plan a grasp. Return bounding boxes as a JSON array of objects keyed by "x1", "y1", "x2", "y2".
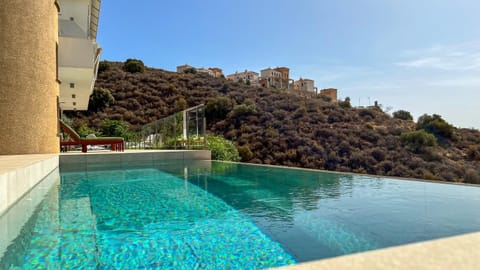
[{"x1": 98, "y1": 0, "x2": 480, "y2": 129}]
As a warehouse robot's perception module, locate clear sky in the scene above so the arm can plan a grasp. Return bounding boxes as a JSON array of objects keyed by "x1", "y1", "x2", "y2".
[{"x1": 97, "y1": 0, "x2": 480, "y2": 129}]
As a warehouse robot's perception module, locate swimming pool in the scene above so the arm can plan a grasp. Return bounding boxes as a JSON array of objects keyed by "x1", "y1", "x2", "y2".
[{"x1": 1, "y1": 160, "x2": 479, "y2": 269}]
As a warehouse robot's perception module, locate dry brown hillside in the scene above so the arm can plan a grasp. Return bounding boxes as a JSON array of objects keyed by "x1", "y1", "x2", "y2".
[{"x1": 66, "y1": 60, "x2": 480, "y2": 184}]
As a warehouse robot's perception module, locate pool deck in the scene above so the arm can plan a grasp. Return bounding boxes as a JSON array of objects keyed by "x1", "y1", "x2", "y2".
[
  {"x1": 1, "y1": 151, "x2": 479, "y2": 269},
  {"x1": 0, "y1": 154, "x2": 58, "y2": 216},
  {"x1": 272, "y1": 232, "x2": 480, "y2": 270}
]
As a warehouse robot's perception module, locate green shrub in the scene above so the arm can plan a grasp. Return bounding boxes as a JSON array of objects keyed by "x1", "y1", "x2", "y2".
[
  {"x1": 174, "y1": 96, "x2": 188, "y2": 111},
  {"x1": 123, "y1": 58, "x2": 145, "y2": 73},
  {"x1": 230, "y1": 103, "x2": 256, "y2": 118},
  {"x1": 77, "y1": 123, "x2": 101, "y2": 137},
  {"x1": 338, "y1": 97, "x2": 351, "y2": 108},
  {"x1": 393, "y1": 110, "x2": 413, "y2": 121},
  {"x1": 88, "y1": 87, "x2": 115, "y2": 112},
  {"x1": 358, "y1": 109, "x2": 376, "y2": 120},
  {"x1": 98, "y1": 61, "x2": 110, "y2": 74},
  {"x1": 183, "y1": 67, "x2": 197, "y2": 74},
  {"x1": 417, "y1": 114, "x2": 454, "y2": 138},
  {"x1": 206, "y1": 134, "x2": 240, "y2": 161},
  {"x1": 237, "y1": 145, "x2": 254, "y2": 161},
  {"x1": 400, "y1": 130, "x2": 437, "y2": 153},
  {"x1": 101, "y1": 119, "x2": 130, "y2": 137},
  {"x1": 318, "y1": 94, "x2": 332, "y2": 102}
]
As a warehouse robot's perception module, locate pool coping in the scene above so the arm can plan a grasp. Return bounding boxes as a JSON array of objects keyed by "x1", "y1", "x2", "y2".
[
  {"x1": 0, "y1": 154, "x2": 58, "y2": 216},
  {"x1": 270, "y1": 231, "x2": 480, "y2": 270},
  {"x1": 213, "y1": 160, "x2": 480, "y2": 188},
  {"x1": 60, "y1": 149, "x2": 211, "y2": 164}
]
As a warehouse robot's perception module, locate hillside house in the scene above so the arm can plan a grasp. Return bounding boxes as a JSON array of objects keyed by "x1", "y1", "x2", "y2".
[
  {"x1": 320, "y1": 88, "x2": 338, "y2": 101},
  {"x1": 260, "y1": 67, "x2": 290, "y2": 89},
  {"x1": 176, "y1": 64, "x2": 195, "y2": 74},
  {"x1": 294, "y1": 78, "x2": 315, "y2": 92},
  {"x1": 208, "y1": 67, "x2": 223, "y2": 78},
  {"x1": 226, "y1": 70, "x2": 259, "y2": 85}
]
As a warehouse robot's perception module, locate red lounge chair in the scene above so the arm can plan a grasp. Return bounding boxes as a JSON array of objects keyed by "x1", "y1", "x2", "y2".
[{"x1": 59, "y1": 120, "x2": 125, "y2": 153}]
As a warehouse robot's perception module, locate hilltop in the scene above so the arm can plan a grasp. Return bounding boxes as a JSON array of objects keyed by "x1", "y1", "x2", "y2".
[{"x1": 66, "y1": 61, "x2": 480, "y2": 184}]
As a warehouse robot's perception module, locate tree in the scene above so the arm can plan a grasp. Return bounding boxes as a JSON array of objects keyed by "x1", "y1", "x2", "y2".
[
  {"x1": 400, "y1": 130, "x2": 437, "y2": 153},
  {"x1": 98, "y1": 61, "x2": 110, "y2": 74},
  {"x1": 393, "y1": 110, "x2": 413, "y2": 121},
  {"x1": 205, "y1": 97, "x2": 234, "y2": 123},
  {"x1": 417, "y1": 114, "x2": 454, "y2": 138},
  {"x1": 88, "y1": 87, "x2": 114, "y2": 112},
  {"x1": 339, "y1": 97, "x2": 351, "y2": 108},
  {"x1": 123, "y1": 58, "x2": 145, "y2": 73},
  {"x1": 101, "y1": 119, "x2": 130, "y2": 137},
  {"x1": 77, "y1": 123, "x2": 101, "y2": 137}
]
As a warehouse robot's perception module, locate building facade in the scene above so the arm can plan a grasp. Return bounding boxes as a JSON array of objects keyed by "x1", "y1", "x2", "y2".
[
  {"x1": 226, "y1": 70, "x2": 259, "y2": 85},
  {"x1": 208, "y1": 67, "x2": 223, "y2": 78},
  {"x1": 294, "y1": 78, "x2": 315, "y2": 92},
  {"x1": 58, "y1": 0, "x2": 102, "y2": 111},
  {"x1": 320, "y1": 88, "x2": 338, "y2": 101},
  {"x1": 197, "y1": 68, "x2": 215, "y2": 76},
  {"x1": 0, "y1": 0, "x2": 101, "y2": 155},
  {"x1": 260, "y1": 67, "x2": 290, "y2": 89}
]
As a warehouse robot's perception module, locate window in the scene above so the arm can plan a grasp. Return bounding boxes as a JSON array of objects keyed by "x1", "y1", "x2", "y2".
[
  {"x1": 73, "y1": 102, "x2": 76, "y2": 106},
  {"x1": 70, "y1": 83, "x2": 75, "y2": 88},
  {"x1": 72, "y1": 94, "x2": 76, "y2": 98}
]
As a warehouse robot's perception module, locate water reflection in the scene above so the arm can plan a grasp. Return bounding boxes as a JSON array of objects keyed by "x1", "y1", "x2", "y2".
[{"x1": 182, "y1": 162, "x2": 480, "y2": 262}]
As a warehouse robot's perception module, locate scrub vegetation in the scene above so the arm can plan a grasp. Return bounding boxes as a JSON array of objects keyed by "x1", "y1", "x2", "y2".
[{"x1": 66, "y1": 61, "x2": 480, "y2": 184}]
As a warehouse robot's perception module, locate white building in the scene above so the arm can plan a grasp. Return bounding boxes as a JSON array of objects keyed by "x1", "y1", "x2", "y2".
[
  {"x1": 58, "y1": 0, "x2": 102, "y2": 111},
  {"x1": 226, "y1": 70, "x2": 259, "y2": 85}
]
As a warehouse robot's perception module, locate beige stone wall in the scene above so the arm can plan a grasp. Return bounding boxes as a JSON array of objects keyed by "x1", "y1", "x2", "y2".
[
  {"x1": 0, "y1": 0, "x2": 60, "y2": 154},
  {"x1": 320, "y1": 88, "x2": 338, "y2": 102}
]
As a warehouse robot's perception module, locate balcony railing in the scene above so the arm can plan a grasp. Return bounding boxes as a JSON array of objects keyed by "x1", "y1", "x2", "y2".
[{"x1": 126, "y1": 104, "x2": 206, "y2": 150}]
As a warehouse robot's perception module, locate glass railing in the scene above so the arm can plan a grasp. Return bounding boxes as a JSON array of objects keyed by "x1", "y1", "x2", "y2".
[{"x1": 126, "y1": 104, "x2": 206, "y2": 150}]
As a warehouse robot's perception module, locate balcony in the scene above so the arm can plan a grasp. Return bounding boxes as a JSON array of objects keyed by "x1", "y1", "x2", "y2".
[{"x1": 58, "y1": 19, "x2": 101, "y2": 111}]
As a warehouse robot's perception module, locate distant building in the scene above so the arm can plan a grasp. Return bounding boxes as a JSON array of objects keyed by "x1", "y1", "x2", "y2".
[
  {"x1": 294, "y1": 78, "x2": 315, "y2": 92},
  {"x1": 208, "y1": 68, "x2": 223, "y2": 78},
  {"x1": 275, "y1": 67, "x2": 291, "y2": 88},
  {"x1": 226, "y1": 70, "x2": 259, "y2": 85},
  {"x1": 176, "y1": 64, "x2": 195, "y2": 73},
  {"x1": 260, "y1": 67, "x2": 290, "y2": 89},
  {"x1": 320, "y1": 88, "x2": 338, "y2": 101},
  {"x1": 197, "y1": 68, "x2": 215, "y2": 77}
]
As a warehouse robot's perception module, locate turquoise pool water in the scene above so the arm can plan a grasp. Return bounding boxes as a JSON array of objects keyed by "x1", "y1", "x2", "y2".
[{"x1": 1, "y1": 160, "x2": 480, "y2": 269}]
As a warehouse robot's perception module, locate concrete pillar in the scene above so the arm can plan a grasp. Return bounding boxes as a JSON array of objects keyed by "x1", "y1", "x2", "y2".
[{"x1": 0, "y1": 0, "x2": 60, "y2": 154}]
